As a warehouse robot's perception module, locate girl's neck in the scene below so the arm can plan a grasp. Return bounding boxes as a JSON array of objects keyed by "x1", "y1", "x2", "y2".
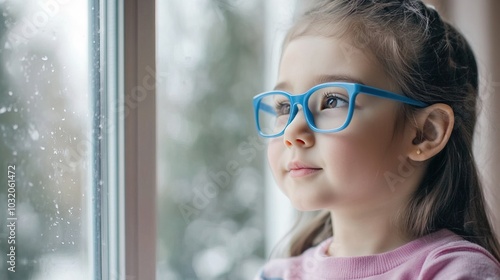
[{"x1": 327, "y1": 210, "x2": 413, "y2": 257}]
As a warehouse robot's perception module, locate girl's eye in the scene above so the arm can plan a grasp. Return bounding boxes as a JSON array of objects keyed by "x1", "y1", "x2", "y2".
[
  {"x1": 321, "y1": 93, "x2": 349, "y2": 109},
  {"x1": 275, "y1": 101, "x2": 291, "y2": 116}
]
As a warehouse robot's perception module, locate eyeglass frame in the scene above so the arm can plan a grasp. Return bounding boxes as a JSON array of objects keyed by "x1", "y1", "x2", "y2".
[{"x1": 253, "y1": 82, "x2": 428, "y2": 138}]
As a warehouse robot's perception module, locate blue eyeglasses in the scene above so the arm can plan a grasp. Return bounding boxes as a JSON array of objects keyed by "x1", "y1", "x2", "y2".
[{"x1": 253, "y1": 82, "x2": 428, "y2": 138}]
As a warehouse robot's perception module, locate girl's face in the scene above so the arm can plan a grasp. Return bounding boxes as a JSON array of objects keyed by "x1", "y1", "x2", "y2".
[{"x1": 268, "y1": 35, "x2": 415, "y2": 212}]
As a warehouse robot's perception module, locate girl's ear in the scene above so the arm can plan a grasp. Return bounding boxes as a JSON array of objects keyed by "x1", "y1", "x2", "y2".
[{"x1": 408, "y1": 103, "x2": 454, "y2": 161}]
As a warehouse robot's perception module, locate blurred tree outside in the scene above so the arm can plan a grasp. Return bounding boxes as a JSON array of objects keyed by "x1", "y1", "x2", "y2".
[{"x1": 156, "y1": 0, "x2": 268, "y2": 279}]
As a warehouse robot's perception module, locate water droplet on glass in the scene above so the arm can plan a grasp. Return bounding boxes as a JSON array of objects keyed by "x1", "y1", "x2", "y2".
[
  {"x1": 12, "y1": 124, "x2": 18, "y2": 130},
  {"x1": 41, "y1": 56, "x2": 48, "y2": 61},
  {"x1": 35, "y1": 91, "x2": 39, "y2": 95},
  {"x1": 58, "y1": 190, "x2": 61, "y2": 194},
  {"x1": 56, "y1": 235, "x2": 59, "y2": 238},
  {"x1": 8, "y1": 91, "x2": 13, "y2": 96},
  {"x1": 40, "y1": 146, "x2": 46, "y2": 150},
  {"x1": 28, "y1": 126, "x2": 40, "y2": 140},
  {"x1": 0, "y1": 107, "x2": 6, "y2": 114},
  {"x1": 55, "y1": 203, "x2": 59, "y2": 209}
]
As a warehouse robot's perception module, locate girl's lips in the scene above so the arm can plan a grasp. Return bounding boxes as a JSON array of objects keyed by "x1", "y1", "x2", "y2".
[
  {"x1": 288, "y1": 168, "x2": 322, "y2": 178},
  {"x1": 287, "y1": 162, "x2": 322, "y2": 178}
]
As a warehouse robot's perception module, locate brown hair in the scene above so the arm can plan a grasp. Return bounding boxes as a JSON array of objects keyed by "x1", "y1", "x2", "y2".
[{"x1": 282, "y1": 0, "x2": 500, "y2": 261}]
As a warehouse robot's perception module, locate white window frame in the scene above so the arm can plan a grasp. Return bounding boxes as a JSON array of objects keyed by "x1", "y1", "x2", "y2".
[{"x1": 100, "y1": 0, "x2": 156, "y2": 279}]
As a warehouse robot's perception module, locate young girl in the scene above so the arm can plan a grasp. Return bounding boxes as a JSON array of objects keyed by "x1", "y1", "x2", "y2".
[{"x1": 252, "y1": 0, "x2": 500, "y2": 279}]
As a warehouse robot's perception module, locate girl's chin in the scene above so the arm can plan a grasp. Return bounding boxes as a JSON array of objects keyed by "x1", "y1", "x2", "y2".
[
  {"x1": 289, "y1": 198, "x2": 332, "y2": 212},
  {"x1": 279, "y1": 183, "x2": 337, "y2": 210}
]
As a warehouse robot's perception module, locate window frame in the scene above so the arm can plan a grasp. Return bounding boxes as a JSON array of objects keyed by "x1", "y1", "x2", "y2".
[
  {"x1": 122, "y1": 0, "x2": 157, "y2": 279},
  {"x1": 99, "y1": 0, "x2": 157, "y2": 278},
  {"x1": 99, "y1": 0, "x2": 128, "y2": 279}
]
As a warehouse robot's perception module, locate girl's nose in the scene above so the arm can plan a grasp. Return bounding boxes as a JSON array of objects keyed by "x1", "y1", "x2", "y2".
[{"x1": 283, "y1": 110, "x2": 315, "y2": 148}]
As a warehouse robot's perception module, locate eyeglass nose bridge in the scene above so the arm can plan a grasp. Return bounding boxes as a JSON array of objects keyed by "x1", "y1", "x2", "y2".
[{"x1": 285, "y1": 94, "x2": 315, "y2": 132}]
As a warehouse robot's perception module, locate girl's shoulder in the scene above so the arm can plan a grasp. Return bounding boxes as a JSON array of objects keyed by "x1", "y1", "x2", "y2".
[
  {"x1": 254, "y1": 230, "x2": 500, "y2": 280},
  {"x1": 419, "y1": 230, "x2": 500, "y2": 279}
]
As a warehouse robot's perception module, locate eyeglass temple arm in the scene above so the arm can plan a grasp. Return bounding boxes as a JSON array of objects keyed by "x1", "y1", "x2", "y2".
[
  {"x1": 259, "y1": 103, "x2": 277, "y2": 116},
  {"x1": 363, "y1": 89, "x2": 428, "y2": 107}
]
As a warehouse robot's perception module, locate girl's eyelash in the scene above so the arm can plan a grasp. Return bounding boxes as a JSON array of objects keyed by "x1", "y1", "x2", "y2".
[
  {"x1": 276, "y1": 100, "x2": 289, "y2": 108},
  {"x1": 323, "y1": 92, "x2": 349, "y2": 103},
  {"x1": 275, "y1": 100, "x2": 291, "y2": 114}
]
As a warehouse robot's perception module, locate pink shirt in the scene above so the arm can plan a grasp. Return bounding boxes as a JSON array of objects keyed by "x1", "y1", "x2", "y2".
[{"x1": 255, "y1": 229, "x2": 500, "y2": 279}]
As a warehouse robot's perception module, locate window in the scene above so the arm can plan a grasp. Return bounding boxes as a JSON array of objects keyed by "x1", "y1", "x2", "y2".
[{"x1": 0, "y1": 0, "x2": 95, "y2": 279}]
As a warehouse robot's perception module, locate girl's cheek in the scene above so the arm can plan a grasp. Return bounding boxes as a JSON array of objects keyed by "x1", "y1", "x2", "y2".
[{"x1": 267, "y1": 139, "x2": 284, "y2": 178}]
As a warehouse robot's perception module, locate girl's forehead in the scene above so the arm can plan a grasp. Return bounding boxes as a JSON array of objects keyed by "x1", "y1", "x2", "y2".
[{"x1": 278, "y1": 36, "x2": 398, "y2": 93}]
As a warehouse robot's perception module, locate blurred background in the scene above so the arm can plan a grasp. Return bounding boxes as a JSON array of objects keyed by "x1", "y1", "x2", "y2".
[
  {"x1": 155, "y1": 1, "x2": 295, "y2": 278},
  {"x1": 0, "y1": 0, "x2": 498, "y2": 279}
]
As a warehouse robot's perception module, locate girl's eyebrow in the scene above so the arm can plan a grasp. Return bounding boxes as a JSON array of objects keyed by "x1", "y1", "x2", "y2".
[
  {"x1": 315, "y1": 74, "x2": 366, "y2": 85},
  {"x1": 273, "y1": 74, "x2": 366, "y2": 91}
]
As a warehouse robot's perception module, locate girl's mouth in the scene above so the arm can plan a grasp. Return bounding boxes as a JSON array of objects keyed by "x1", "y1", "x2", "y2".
[
  {"x1": 287, "y1": 161, "x2": 322, "y2": 178},
  {"x1": 288, "y1": 168, "x2": 322, "y2": 178}
]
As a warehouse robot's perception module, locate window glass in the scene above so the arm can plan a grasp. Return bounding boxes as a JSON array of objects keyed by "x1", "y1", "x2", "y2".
[{"x1": 0, "y1": 1, "x2": 94, "y2": 279}]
